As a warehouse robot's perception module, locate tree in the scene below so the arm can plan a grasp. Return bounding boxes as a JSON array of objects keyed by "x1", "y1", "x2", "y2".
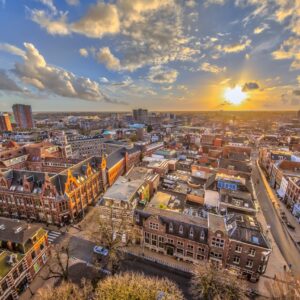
[
  {"x1": 81, "y1": 206, "x2": 137, "y2": 274},
  {"x1": 147, "y1": 124, "x2": 153, "y2": 133},
  {"x1": 190, "y1": 263, "x2": 247, "y2": 300},
  {"x1": 95, "y1": 272, "x2": 184, "y2": 300},
  {"x1": 42, "y1": 243, "x2": 71, "y2": 282},
  {"x1": 265, "y1": 271, "x2": 300, "y2": 299},
  {"x1": 37, "y1": 279, "x2": 93, "y2": 300}
]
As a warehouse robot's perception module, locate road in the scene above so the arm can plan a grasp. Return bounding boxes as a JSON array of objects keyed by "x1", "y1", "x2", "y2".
[{"x1": 252, "y1": 162, "x2": 300, "y2": 275}]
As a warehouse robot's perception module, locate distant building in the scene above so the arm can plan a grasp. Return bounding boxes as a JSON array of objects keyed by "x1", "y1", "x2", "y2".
[
  {"x1": 133, "y1": 109, "x2": 148, "y2": 123},
  {"x1": 0, "y1": 113, "x2": 12, "y2": 131},
  {"x1": 12, "y1": 104, "x2": 34, "y2": 129}
]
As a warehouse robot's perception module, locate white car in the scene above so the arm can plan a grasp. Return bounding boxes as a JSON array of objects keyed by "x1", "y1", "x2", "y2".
[{"x1": 93, "y1": 245, "x2": 109, "y2": 256}]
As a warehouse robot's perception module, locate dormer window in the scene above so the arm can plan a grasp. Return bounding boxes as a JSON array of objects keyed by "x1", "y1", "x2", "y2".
[
  {"x1": 179, "y1": 225, "x2": 183, "y2": 235},
  {"x1": 189, "y1": 227, "x2": 194, "y2": 238},
  {"x1": 169, "y1": 222, "x2": 173, "y2": 232}
]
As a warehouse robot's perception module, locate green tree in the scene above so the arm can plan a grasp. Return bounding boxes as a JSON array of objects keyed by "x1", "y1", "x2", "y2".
[{"x1": 147, "y1": 124, "x2": 153, "y2": 133}]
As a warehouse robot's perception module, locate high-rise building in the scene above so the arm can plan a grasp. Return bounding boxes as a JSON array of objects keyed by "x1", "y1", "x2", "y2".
[
  {"x1": 133, "y1": 109, "x2": 148, "y2": 123},
  {"x1": 0, "y1": 113, "x2": 12, "y2": 131},
  {"x1": 12, "y1": 104, "x2": 34, "y2": 129}
]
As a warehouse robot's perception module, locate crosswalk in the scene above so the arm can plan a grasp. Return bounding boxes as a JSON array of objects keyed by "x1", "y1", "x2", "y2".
[{"x1": 47, "y1": 230, "x2": 62, "y2": 244}]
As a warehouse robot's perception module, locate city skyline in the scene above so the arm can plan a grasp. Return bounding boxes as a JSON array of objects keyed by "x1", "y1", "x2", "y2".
[{"x1": 0, "y1": 0, "x2": 299, "y2": 112}]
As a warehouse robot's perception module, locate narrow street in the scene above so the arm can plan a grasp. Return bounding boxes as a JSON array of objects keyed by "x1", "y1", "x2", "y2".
[{"x1": 252, "y1": 162, "x2": 300, "y2": 275}]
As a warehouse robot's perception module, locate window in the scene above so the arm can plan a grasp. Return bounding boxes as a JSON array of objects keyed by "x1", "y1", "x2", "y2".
[
  {"x1": 179, "y1": 225, "x2": 184, "y2": 235},
  {"x1": 197, "y1": 254, "x2": 204, "y2": 260},
  {"x1": 144, "y1": 232, "x2": 150, "y2": 244},
  {"x1": 233, "y1": 256, "x2": 240, "y2": 264},
  {"x1": 211, "y1": 237, "x2": 224, "y2": 248},
  {"x1": 12, "y1": 270, "x2": 18, "y2": 280},
  {"x1": 198, "y1": 247, "x2": 205, "y2": 253},
  {"x1": 189, "y1": 227, "x2": 194, "y2": 238},
  {"x1": 249, "y1": 248, "x2": 256, "y2": 257},
  {"x1": 200, "y1": 230, "x2": 205, "y2": 240},
  {"x1": 31, "y1": 251, "x2": 36, "y2": 259},
  {"x1": 151, "y1": 234, "x2": 157, "y2": 246},
  {"x1": 177, "y1": 241, "x2": 184, "y2": 247},
  {"x1": 186, "y1": 251, "x2": 193, "y2": 258},
  {"x1": 246, "y1": 260, "x2": 253, "y2": 268},
  {"x1": 235, "y1": 245, "x2": 242, "y2": 253},
  {"x1": 18, "y1": 264, "x2": 24, "y2": 274},
  {"x1": 167, "y1": 238, "x2": 174, "y2": 244},
  {"x1": 40, "y1": 243, "x2": 45, "y2": 251},
  {"x1": 210, "y1": 252, "x2": 222, "y2": 259},
  {"x1": 158, "y1": 236, "x2": 164, "y2": 248},
  {"x1": 187, "y1": 244, "x2": 194, "y2": 251},
  {"x1": 177, "y1": 248, "x2": 184, "y2": 254},
  {"x1": 169, "y1": 222, "x2": 173, "y2": 232},
  {"x1": 1, "y1": 281, "x2": 8, "y2": 292},
  {"x1": 149, "y1": 222, "x2": 159, "y2": 230}
]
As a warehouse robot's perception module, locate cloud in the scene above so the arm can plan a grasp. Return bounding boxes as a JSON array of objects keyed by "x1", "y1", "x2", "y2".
[
  {"x1": 29, "y1": 9, "x2": 70, "y2": 35},
  {"x1": 199, "y1": 62, "x2": 226, "y2": 73},
  {"x1": 38, "y1": 0, "x2": 57, "y2": 13},
  {"x1": 204, "y1": 0, "x2": 225, "y2": 6},
  {"x1": 148, "y1": 65, "x2": 178, "y2": 83},
  {"x1": 96, "y1": 47, "x2": 121, "y2": 71},
  {"x1": 66, "y1": 0, "x2": 79, "y2": 6},
  {"x1": 99, "y1": 77, "x2": 109, "y2": 83},
  {"x1": 71, "y1": 3, "x2": 120, "y2": 38},
  {"x1": 28, "y1": 1, "x2": 198, "y2": 72},
  {"x1": 217, "y1": 37, "x2": 251, "y2": 53},
  {"x1": 272, "y1": 37, "x2": 300, "y2": 70},
  {"x1": 253, "y1": 23, "x2": 269, "y2": 34},
  {"x1": 1, "y1": 42, "x2": 115, "y2": 103},
  {"x1": 79, "y1": 48, "x2": 88, "y2": 57},
  {"x1": 242, "y1": 82, "x2": 260, "y2": 91},
  {"x1": 0, "y1": 70, "x2": 23, "y2": 92},
  {"x1": 0, "y1": 43, "x2": 25, "y2": 57}
]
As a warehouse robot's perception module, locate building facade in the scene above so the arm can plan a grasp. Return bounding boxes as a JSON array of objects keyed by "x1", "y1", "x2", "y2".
[
  {"x1": 0, "y1": 113, "x2": 12, "y2": 132},
  {"x1": 12, "y1": 104, "x2": 34, "y2": 129}
]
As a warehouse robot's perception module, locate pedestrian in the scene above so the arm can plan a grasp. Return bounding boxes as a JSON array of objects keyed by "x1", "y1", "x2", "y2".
[
  {"x1": 284, "y1": 265, "x2": 286, "y2": 271},
  {"x1": 289, "y1": 263, "x2": 292, "y2": 269}
]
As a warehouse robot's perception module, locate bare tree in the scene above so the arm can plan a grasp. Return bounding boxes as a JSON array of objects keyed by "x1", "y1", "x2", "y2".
[
  {"x1": 94, "y1": 272, "x2": 184, "y2": 300},
  {"x1": 37, "y1": 279, "x2": 93, "y2": 300},
  {"x1": 190, "y1": 263, "x2": 248, "y2": 300},
  {"x1": 265, "y1": 271, "x2": 300, "y2": 299},
  {"x1": 81, "y1": 206, "x2": 137, "y2": 274},
  {"x1": 42, "y1": 243, "x2": 71, "y2": 282}
]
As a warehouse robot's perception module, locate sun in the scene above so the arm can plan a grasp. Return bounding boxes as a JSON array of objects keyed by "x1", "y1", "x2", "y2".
[{"x1": 224, "y1": 86, "x2": 247, "y2": 105}]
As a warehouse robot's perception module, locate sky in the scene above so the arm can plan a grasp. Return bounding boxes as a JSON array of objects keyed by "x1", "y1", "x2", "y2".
[{"x1": 0, "y1": 0, "x2": 299, "y2": 112}]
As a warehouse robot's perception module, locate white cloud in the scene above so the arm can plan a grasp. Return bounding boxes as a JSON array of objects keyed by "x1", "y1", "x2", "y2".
[
  {"x1": 0, "y1": 43, "x2": 25, "y2": 57},
  {"x1": 96, "y1": 47, "x2": 121, "y2": 71},
  {"x1": 216, "y1": 37, "x2": 251, "y2": 53},
  {"x1": 66, "y1": 0, "x2": 79, "y2": 6},
  {"x1": 272, "y1": 37, "x2": 300, "y2": 70},
  {"x1": 2, "y1": 42, "x2": 112, "y2": 102},
  {"x1": 28, "y1": 0, "x2": 198, "y2": 72},
  {"x1": 148, "y1": 65, "x2": 178, "y2": 83},
  {"x1": 79, "y1": 48, "x2": 88, "y2": 57},
  {"x1": 199, "y1": 62, "x2": 226, "y2": 73},
  {"x1": 253, "y1": 23, "x2": 269, "y2": 34},
  {"x1": 99, "y1": 77, "x2": 109, "y2": 83},
  {"x1": 38, "y1": 0, "x2": 57, "y2": 13}
]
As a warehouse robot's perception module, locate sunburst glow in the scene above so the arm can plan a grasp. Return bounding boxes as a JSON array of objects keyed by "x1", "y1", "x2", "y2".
[{"x1": 224, "y1": 86, "x2": 247, "y2": 105}]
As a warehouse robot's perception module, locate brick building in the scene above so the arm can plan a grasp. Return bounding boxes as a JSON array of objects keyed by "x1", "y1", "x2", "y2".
[{"x1": 0, "y1": 218, "x2": 49, "y2": 300}]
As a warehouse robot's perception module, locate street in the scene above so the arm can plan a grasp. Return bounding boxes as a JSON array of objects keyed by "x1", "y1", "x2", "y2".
[{"x1": 252, "y1": 162, "x2": 300, "y2": 275}]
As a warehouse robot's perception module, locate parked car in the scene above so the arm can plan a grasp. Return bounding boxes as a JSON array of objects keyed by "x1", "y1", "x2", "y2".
[
  {"x1": 286, "y1": 222, "x2": 296, "y2": 230},
  {"x1": 93, "y1": 245, "x2": 109, "y2": 256}
]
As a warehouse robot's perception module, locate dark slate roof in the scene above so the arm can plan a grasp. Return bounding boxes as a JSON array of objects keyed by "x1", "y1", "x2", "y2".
[
  {"x1": 226, "y1": 214, "x2": 270, "y2": 249},
  {"x1": 106, "y1": 149, "x2": 124, "y2": 169},
  {"x1": 135, "y1": 206, "x2": 208, "y2": 244},
  {"x1": 0, "y1": 217, "x2": 42, "y2": 244}
]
